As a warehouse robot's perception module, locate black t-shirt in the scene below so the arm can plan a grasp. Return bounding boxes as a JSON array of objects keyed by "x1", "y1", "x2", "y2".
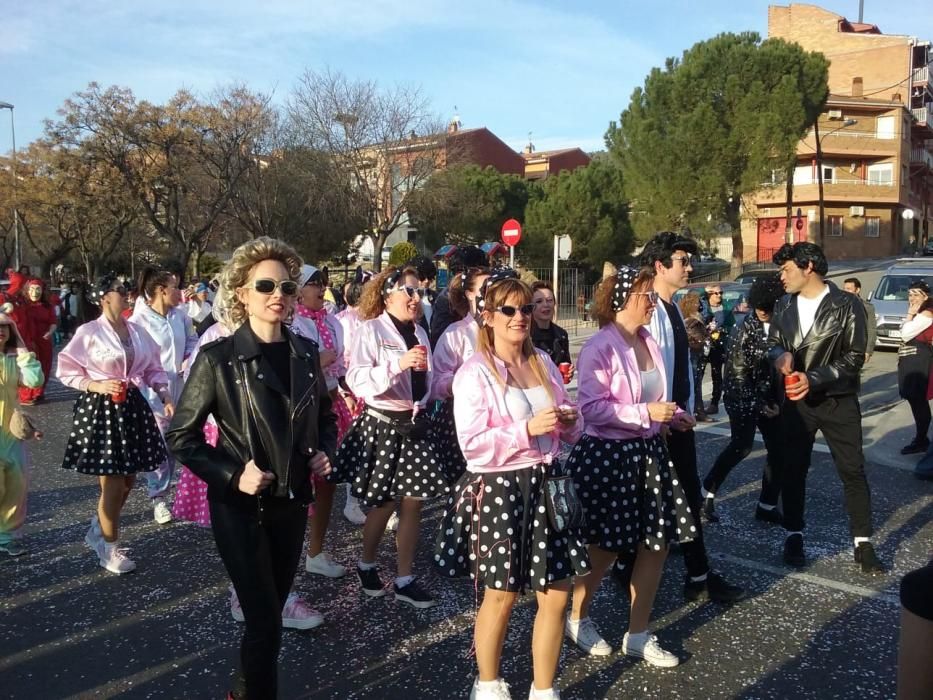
[
  {"x1": 388, "y1": 313, "x2": 427, "y2": 404},
  {"x1": 661, "y1": 298, "x2": 691, "y2": 410},
  {"x1": 260, "y1": 340, "x2": 291, "y2": 395}
]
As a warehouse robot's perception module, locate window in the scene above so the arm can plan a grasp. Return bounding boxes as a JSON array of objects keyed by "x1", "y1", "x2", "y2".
[
  {"x1": 829, "y1": 215, "x2": 843, "y2": 237},
  {"x1": 876, "y1": 116, "x2": 896, "y2": 139},
  {"x1": 865, "y1": 217, "x2": 881, "y2": 238},
  {"x1": 867, "y1": 163, "x2": 894, "y2": 185},
  {"x1": 793, "y1": 165, "x2": 812, "y2": 185},
  {"x1": 821, "y1": 166, "x2": 836, "y2": 183}
]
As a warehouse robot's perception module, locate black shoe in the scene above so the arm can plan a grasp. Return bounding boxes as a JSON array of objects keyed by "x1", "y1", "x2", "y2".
[
  {"x1": 705, "y1": 402, "x2": 719, "y2": 415},
  {"x1": 357, "y1": 566, "x2": 387, "y2": 598},
  {"x1": 684, "y1": 571, "x2": 746, "y2": 603},
  {"x1": 854, "y1": 542, "x2": 887, "y2": 574},
  {"x1": 394, "y1": 578, "x2": 436, "y2": 609},
  {"x1": 900, "y1": 438, "x2": 930, "y2": 455},
  {"x1": 694, "y1": 411, "x2": 712, "y2": 423},
  {"x1": 702, "y1": 497, "x2": 719, "y2": 523},
  {"x1": 754, "y1": 505, "x2": 783, "y2": 525},
  {"x1": 783, "y1": 534, "x2": 806, "y2": 568},
  {"x1": 916, "y1": 470, "x2": 933, "y2": 481}
]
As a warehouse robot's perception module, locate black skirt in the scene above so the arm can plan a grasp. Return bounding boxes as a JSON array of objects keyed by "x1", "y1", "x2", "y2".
[
  {"x1": 329, "y1": 411, "x2": 449, "y2": 507},
  {"x1": 565, "y1": 433, "x2": 696, "y2": 554},
  {"x1": 898, "y1": 341, "x2": 932, "y2": 402},
  {"x1": 60, "y1": 387, "x2": 167, "y2": 476},
  {"x1": 430, "y1": 399, "x2": 467, "y2": 484},
  {"x1": 434, "y1": 464, "x2": 591, "y2": 593}
]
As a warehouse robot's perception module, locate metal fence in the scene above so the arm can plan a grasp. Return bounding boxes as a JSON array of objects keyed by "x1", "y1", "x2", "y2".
[{"x1": 521, "y1": 267, "x2": 597, "y2": 335}]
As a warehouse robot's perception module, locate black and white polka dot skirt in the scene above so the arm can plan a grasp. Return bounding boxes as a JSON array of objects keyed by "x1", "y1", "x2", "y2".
[
  {"x1": 430, "y1": 400, "x2": 467, "y2": 484},
  {"x1": 60, "y1": 388, "x2": 167, "y2": 476},
  {"x1": 434, "y1": 465, "x2": 591, "y2": 593},
  {"x1": 565, "y1": 433, "x2": 696, "y2": 553},
  {"x1": 329, "y1": 412, "x2": 449, "y2": 507}
]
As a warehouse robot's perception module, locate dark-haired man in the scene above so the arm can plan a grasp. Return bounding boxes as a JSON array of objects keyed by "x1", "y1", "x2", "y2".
[
  {"x1": 842, "y1": 277, "x2": 876, "y2": 364},
  {"x1": 428, "y1": 245, "x2": 488, "y2": 347},
  {"x1": 624, "y1": 231, "x2": 745, "y2": 603},
  {"x1": 768, "y1": 242, "x2": 884, "y2": 573},
  {"x1": 409, "y1": 255, "x2": 438, "y2": 334}
]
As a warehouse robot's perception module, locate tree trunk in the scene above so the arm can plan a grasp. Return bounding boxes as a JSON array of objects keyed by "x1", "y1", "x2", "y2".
[{"x1": 371, "y1": 232, "x2": 390, "y2": 272}]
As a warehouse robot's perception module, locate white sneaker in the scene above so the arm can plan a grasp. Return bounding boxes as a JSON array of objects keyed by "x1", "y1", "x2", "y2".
[
  {"x1": 343, "y1": 495, "x2": 367, "y2": 525},
  {"x1": 305, "y1": 552, "x2": 347, "y2": 578},
  {"x1": 153, "y1": 499, "x2": 173, "y2": 525},
  {"x1": 84, "y1": 515, "x2": 102, "y2": 550},
  {"x1": 281, "y1": 592, "x2": 324, "y2": 630},
  {"x1": 622, "y1": 632, "x2": 680, "y2": 668},
  {"x1": 565, "y1": 617, "x2": 612, "y2": 656},
  {"x1": 385, "y1": 511, "x2": 400, "y2": 532},
  {"x1": 469, "y1": 677, "x2": 512, "y2": 700},
  {"x1": 527, "y1": 686, "x2": 560, "y2": 700},
  {"x1": 96, "y1": 540, "x2": 136, "y2": 574}
]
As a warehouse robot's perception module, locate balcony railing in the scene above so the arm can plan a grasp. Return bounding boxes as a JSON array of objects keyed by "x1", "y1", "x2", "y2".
[
  {"x1": 913, "y1": 65, "x2": 930, "y2": 84},
  {"x1": 913, "y1": 107, "x2": 930, "y2": 126},
  {"x1": 912, "y1": 147, "x2": 933, "y2": 170}
]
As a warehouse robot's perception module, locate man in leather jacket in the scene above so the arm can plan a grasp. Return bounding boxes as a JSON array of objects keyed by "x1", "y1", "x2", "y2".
[{"x1": 767, "y1": 242, "x2": 884, "y2": 573}]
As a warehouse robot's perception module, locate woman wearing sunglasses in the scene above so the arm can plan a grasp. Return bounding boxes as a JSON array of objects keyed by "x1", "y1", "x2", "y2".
[
  {"x1": 328, "y1": 265, "x2": 447, "y2": 609},
  {"x1": 57, "y1": 273, "x2": 172, "y2": 574},
  {"x1": 167, "y1": 237, "x2": 337, "y2": 700},
  {"x1": 435, "y1": 270, "x2": 588, "y2": 700},
  {"x1": 430, "y1": 266, "x2": 490, "y2": 482},
  {"x1": 564, "y1": 265, "x2": 695, "y2": 667}
]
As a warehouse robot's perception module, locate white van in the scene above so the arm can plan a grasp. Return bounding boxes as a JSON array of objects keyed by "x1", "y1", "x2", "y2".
[{"x1": 869, "y1": 259, "x2": 933, "y2": 349}]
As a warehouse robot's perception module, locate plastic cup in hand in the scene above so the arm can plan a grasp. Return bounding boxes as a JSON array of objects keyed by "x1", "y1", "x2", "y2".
[
  {"x1": 784, "y1": 374, "x2": 800, "y2": 394},
  {"x1": 111, "y1": 380, "x2": 128, "y2": 404},
  {"x1": 558, "y1": 362, "x2": 572, "y2": 384},
  {"x1": 413, "y1": 345, "x2": 428, "y2": 371}
]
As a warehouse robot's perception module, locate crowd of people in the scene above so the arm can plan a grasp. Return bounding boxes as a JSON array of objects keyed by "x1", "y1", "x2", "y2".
[{"x1": 0, "y1": 234, "x2": 929, "y2": 700}]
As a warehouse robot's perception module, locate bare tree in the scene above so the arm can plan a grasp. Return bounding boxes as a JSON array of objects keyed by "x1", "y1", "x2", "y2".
[{"x1": 287, "y1": 68, "x2": 449, "y2": 270}]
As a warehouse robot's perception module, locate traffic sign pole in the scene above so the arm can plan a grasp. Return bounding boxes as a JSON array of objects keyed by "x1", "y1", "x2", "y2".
[{"x1": 501, "y1": 219, "x2": 522, "y2": 268}]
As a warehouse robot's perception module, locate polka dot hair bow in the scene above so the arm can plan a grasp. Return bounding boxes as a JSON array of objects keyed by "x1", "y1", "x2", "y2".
[
  {"x1": 611, "y1": 265, "x2": 640, "y2": 312},
  {"x1": 476, "y1": 267, "x2": 519, "y2": 313},
  {"x1": 382, "y1": 269, "x2": 404, "y2": 296}
]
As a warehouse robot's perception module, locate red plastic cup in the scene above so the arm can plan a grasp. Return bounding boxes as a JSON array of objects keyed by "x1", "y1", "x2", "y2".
[
  {"x1": 559, "y1": 362, "x2": 572, "y2": 384},
  {"x1": 111, "y1": 380, "x2": 128, "y2": 404},
  {"x1": 784, "y1": 374, "x2": 800, "y2": 394},
  {"x1": 413, "y1": 345, "x2": 428, "y2": 371}
]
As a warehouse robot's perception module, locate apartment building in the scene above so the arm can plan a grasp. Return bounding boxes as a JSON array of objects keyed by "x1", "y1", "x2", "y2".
[{"x1": 743, "y1": 3, "x2": 933, "y2": 260}]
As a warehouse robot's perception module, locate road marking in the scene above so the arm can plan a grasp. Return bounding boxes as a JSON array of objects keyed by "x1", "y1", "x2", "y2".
[
  {"x1": 711, "y1": 552, "x2": 899, "y2": 605},
  {"x1": 694, "y1": 424, "x2": 831, "y2": 453}
]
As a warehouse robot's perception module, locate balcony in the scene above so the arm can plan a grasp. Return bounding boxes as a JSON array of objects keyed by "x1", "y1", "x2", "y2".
[
  {"x1": 799, "y1": 127, "x2": 900, "y2": 157},
  {"x1": 756, "y1": 179, "x2": 901, "y2": 206},
  {"x1": 913, "y1": 65, "x2": 930, "y2": 84},
  {"x1": 913, "y1": 106, "x2": 930, "y2": 127},
  {"x1": 912, "y1": 147, "x2": 933, "y2": 171}
]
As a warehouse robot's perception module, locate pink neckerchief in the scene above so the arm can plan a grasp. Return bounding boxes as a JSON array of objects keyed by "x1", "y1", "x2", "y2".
[{"x1": 296, "y1": 305, "x2": 335, "y2": 351}]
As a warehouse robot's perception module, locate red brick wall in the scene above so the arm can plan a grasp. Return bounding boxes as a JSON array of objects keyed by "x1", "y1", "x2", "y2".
[{"x1": 448, "y1": 128, "x2": 526, "y2": 175}]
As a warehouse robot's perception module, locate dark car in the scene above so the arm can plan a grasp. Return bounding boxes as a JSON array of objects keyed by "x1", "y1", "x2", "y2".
[
  {"x1": 733, "y1": 269, "x2": 780, "y2": 285},
  {"x1": 922, "y1": 240, "x2": 933, "y2": 256}
]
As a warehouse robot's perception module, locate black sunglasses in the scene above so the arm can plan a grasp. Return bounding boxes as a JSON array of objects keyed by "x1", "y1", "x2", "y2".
[
  {"x1": 250, "y1": 278, "x2": 299, "y2": 296},
  {"x1": 495, "y1": 303, "x2": 535, "y2": 317}
]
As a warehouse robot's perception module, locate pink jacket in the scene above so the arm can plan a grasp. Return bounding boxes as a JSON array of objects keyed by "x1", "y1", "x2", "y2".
[
  {"x1": 57, "y1": 316, "x2": 168, "y2": 392},
  {"x1": 431, "y1": 315, "x2": 479, "y2": 400},
  {"x1": 453, "y1": 349, "x2": 581, "y2": 474},
  {"x1": 346, "y1": 311, "x2": 432, "y2": 411},
  {"x1": 335, "y1": 306, "x2": 363, "y2": 370},
  {"x1": 577, "y1": 325, "x2": 675, "y2": 440}
]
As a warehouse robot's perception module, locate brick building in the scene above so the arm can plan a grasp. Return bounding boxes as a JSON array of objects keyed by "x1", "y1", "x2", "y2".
[
  {"x1": 521, "y1": 143, "x2": 591, "y2": 180},
  {"x1": 743, "y1": 3, "x2": 933, "y2": 260}
]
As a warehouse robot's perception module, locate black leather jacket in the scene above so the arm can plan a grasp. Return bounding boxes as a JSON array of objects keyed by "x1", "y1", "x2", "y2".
[
  {"x1": 724, "y1": 313, "x2": 777, "y2": 414},
  {"x1": 767, "y1": 282, "x2": 866, "y2": 398},
  {"x1": 166, "y1": 322, "x2": 338, "y2": 507},
  {"x1": 531, "y1": 322, "x2": 571, "y2": 366}
]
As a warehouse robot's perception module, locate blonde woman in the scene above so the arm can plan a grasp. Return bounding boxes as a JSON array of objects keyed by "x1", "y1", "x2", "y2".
[
  {"x1": 167, "y1": 237, "x2": 337, "y2": 700},
  {"x1": 435, "y1": 270, "x2": 588, "y2": 700}
]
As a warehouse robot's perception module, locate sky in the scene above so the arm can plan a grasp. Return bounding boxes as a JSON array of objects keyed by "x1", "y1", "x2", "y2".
[{"x1": 2, "y1": 0, "x2": 932, "y2": 155}]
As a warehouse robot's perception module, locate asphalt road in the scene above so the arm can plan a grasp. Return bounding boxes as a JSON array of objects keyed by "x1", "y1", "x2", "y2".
[{"x1": 1, "y1": 352, "x2": 931, "y2": 700}]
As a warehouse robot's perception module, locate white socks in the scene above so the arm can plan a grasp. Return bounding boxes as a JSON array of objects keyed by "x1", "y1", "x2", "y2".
[
  {"x1": 358, "y1": 560, "x2": 376, "y2": 571},
  {"x1": 757, "y1": 501, "x2": 776, "y2": 511},
  {"x1": 395, "y1": 574, "x2": 414, "y2": 588},
  {"x1": 854, "y1": 537, "x2": 870, "y2": 547},
  {"x1": 701, "y1": 487, "x2": 715, "y2": 499}
]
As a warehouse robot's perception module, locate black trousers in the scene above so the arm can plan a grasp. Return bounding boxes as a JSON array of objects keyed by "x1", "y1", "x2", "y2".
[
  {"x1": 210, "y1": 497, "x2": 308, "y2": 700},
  {"x1": 666, "y1": 429, "x2": 710, "y2": 578},
  {"x1": 703, "y1": 406, "x2": 783, "y2": 505},
  {"x1": 905, "y1": 394, "x2": 931, "y2": 443},
  {"x1": 690, "y1": 350, "x2": 705, "y2": 413},
  {"x1": 698, "y1": 342, "x2": 725, "y2": 405},
  {"x1": 781, "y1": 394, "x2": 873, "y2": 538}
]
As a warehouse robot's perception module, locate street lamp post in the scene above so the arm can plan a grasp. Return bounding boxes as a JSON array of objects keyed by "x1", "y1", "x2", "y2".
[
  {"x1": 815, "y1": 117, "x2": 858, "y2": 248},
  {"x1": 0, "y1": 102, "x2": 19, "y2": 272}
]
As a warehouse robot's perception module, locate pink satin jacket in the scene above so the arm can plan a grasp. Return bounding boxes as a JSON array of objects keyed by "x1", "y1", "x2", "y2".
[
  {"x1": 335, "y1": 306, "x2": 363, "y2": 370},
  {"x1": 345, "y1": 311, "x2": 433, "y2": 411},
  {"x1": 453, "y1": 349, "x2": 581, "y2": 474},
  {"x1": 57, "y1": 316, "x2": 168, "y2": 392},
  {"x1": 430, "y1": 315, "x2": 479, "y2": 401}
]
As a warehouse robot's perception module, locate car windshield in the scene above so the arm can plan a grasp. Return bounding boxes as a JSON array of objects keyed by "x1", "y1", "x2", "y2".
[{"x1": 874, "y1": 275, "x2": 933, "y2": 302}]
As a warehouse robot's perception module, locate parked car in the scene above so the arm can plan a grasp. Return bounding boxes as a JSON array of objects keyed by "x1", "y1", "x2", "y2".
[
  {"x1": 868, "y1": 259, "x2": 933, "y2": 349},
  {"x1": 922, "y1": 240, "x2": 933, "y2": 256},
  {"x1": 733, "y1": 268, "x2": 780, "y2": 285}
]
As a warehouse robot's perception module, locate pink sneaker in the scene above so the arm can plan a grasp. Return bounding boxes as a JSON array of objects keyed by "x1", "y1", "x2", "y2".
[{"x1": 281, "y1": 593, "x2": 324, "y2": 630}]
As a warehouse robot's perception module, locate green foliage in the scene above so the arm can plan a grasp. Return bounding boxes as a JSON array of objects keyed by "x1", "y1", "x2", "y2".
[
  {"x1": 607, "y1": 32, "x2": 829, "y2": 261},
  {"x1": 522, "y1": 158, "x2": 635, "y2": 269},
  {"x1": 408, "y1": 165, "x2": 540, "y2": 251},
  {"x1": 388, "y1": 241, "x2": 420, "y2": 268}
]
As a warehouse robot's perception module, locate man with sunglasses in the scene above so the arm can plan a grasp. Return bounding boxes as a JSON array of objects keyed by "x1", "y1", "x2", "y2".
[
  {"x1": 699, "y1": 285, "x2": 734, "y2": 416},
  {"x1": 429, "y1": 245, "x2": 489, "y2": 348},
  {"x1": 623, "y1": 232, "x2": 745, "y2": 604}
]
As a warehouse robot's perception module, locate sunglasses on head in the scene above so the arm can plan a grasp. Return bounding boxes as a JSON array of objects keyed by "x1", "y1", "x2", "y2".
[
  {"x1": 249, "y1": 278, "x2": 298, "y2": 296},
  {"x1": 391, "y1": 285, "x2": 423, "y2": 299},
  {"x1": 495, "y1": 303, "x2": 535, "y2": 317},
  {"x1": 108, "y1": 286, "x2": 127, "y2": 296}
]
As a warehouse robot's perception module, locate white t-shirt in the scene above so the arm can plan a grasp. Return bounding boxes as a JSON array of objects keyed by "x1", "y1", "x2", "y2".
[
  {"x1": 504, "y1": 384, "x2": 552, "y2": 453},
  {"x1": 796, "y1": 285, "x2": 830, "y2": 338}
]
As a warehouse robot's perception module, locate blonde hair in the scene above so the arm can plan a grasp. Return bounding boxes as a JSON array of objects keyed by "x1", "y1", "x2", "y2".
[
  {"x1": 215, "y1": 237, "x2": 302, "y2": 329},
  {"x1": 476, "y1": 278, "x2": 555, "y2": 406}
]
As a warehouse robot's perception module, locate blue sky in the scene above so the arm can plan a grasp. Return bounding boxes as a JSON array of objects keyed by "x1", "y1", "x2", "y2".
[{"x1": 2, "y1": 1, "x2": 931, "y2": 154}]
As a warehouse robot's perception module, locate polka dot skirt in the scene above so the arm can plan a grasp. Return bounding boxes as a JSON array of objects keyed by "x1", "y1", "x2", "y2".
[
  {"x1": 430, "y1": 400, "x2": 467, "y2": 484},
  {"x1": 328, "y1": 412, "x2": 449, "y2": 507},
  {"x1": 171, "y1": 419, "x2": 218, "y2": 527},
  {"x1": 434, "y1": 465, "x2": 591, "y2": 593},
  {"x1": 60, "y1": 387, "x2": 167, "y2": 476},
  {"x1": 565, "y1": 433, "x2": 696, "y2": 554}
]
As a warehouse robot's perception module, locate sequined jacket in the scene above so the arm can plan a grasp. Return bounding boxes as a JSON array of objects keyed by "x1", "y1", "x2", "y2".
[{"x1": 724, "y1": 313, "x2": 776, "y2": 415}]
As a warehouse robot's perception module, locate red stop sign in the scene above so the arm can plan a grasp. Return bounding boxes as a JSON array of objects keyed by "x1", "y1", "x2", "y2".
[{"x1": 501, "y1": 219, "x2": 522, "y2": 247}]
